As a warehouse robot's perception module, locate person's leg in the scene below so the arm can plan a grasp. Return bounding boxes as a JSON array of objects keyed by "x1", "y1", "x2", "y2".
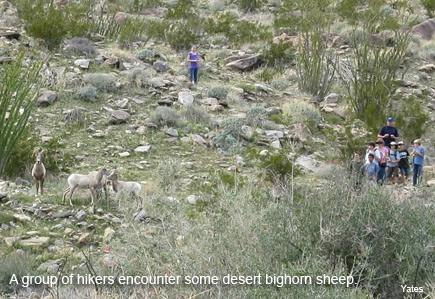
[
  {"x1": 194, "y1": 68, "x2": 199, "y2": 84},
  {"x1": 413, "y1": 164, "x2": 419, "y2": 186},
  {"x1": 378, "y1": 166, "x2": 385, "y2": 185},
  {"x1": 189, "y1": 68, "x2": 194, "y2": 83},
  {"x1": 416, "y1": 165, "x2": 422, "y2": 185},
  {"x1": 394, "y1": 168, "x2": 399, "y2": 184}
]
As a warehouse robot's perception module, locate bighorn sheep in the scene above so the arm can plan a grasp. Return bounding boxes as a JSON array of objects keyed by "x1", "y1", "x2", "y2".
[
  {"x1": 31, "y1": 149, "x2": 46, "y2": 195},
  {"x1": 107, "y1": 171, "x2": 143, "y2": 204},
  {"x1": 62, "y1": 168, "x2": 108, "y2": 206}
]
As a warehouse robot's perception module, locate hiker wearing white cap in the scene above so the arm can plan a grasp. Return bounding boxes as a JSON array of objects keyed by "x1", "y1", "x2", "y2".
[
  {"x1": 398, "y1": 141, "x2": 410, "y2": 181},
  {"x1": 387, "y1": 142, "x2": 400, "y2": 185},
  {"x1": 377, "y1": 117, "x2": 399, "y2": 148}
]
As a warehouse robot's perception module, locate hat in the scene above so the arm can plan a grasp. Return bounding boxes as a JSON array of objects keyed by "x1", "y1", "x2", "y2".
[
  {"x1": 398, "y1": 141, "x2": 404, "y2": 145},
  {"x1": 390, "y1": 141, "x2": 397, "y2": 147},
  {"x1": 387, "y1": 116, "x2": 394, "y2": 122},
  {"x1": 375, "y1": 138, "x2": 385, "y2": 145},
  {"x1": 366, "y1": 141, "x2": 376, "y2": 147}
]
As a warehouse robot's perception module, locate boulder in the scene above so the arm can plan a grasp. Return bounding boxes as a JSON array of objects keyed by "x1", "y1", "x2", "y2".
[
  {"x1": 266, "y1": 130, "x2": 284, "y2": 139},
  {"x1": 226, "y1": 54, "x2": 262, "y2": 71},
  {"x1": 77, "y1": 233, "x2": 91, "y2": 245},
  {"x1": 52, "y1": 210, "x2": 73, "y2": 218},
  {"x1": 191, "y1": 134, "x2": 207, "y2": 147},
  {"x1": 4, "y1": 237, "x2": 16, "y2": 247},
  {"x1": 178, "y1": 90, "x2": 194, "y2": 106},
  {"x1": 134, "y1": 144, "x2": 151, "y2": 153},
  {"x1": 153, "y1": 61, "x2": 170, "y2": 73},
  {"x1": 134, "y1": 209, "x2": 147, "y2": 222},
  {"x1": 114, "y1": 12, "x2": 128, "y2": 23},
  {"x1": 13, "y1": 214, "x2": 31, "y2": 222},
  {"x1": 418, "y1": 64, "x2": 435, "y2": 73},
  {"x1": 0, "y1": 29, "x2": 20, "y2": 40},
  {"x1": 19, "y1": 237, "x2": 50, "y2": 248},
  {"x1": 103, "y1": 57, "x2": 124, "y2": 69},
  {"x1": 166, "y1": 128, "x2": 178, "y2": 137},
  {"x1": 37, "y1": 89, "x2": 58, "y2": 107},
  {"x1": 74, "y1": 59, "x2": 90, "y2": 69},
  {"x1": 412, "y1": 19, "x2": 435, "y2": 40},
  {"x1": 200, "y1": 97, "x2": 218, "y2": 106},
  {"x1": 186, "y1": 195, "x2": 197, "y2": 205},
  {"x1": 109, "y1": 110, "x2": 131, "y2": 124}
]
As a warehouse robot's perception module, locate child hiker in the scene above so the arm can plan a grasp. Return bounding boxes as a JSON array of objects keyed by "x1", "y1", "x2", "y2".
[
  {"x1": 398, "y1": 141, "x2": 410, "y2": 182},
  {"x1": 365, "y1": 153, "x2": 380, "y2": 184},
  {"x1": 411, "y1": 139, "x2": 425, "y2": 186},
  {"x1": 387, "y1": 142, "x2": 400, "y2": 185},
  {"x1": 187, "y1": 45, "x2": 200, "y2": 85},
  {"x1": 349, "y1": 152, "x2": 364, "y2": 189}
]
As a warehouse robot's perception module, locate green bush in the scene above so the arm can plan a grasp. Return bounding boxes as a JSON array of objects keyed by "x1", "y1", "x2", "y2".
[
  {"x1": 393, "y1": 96, "x2": 429, "y2": 144},
  {"x1": 76, "y1": 85, "x2": 98, "y2": 102},
  {"x1": 136, "y1": 49, "x2": 156, "y2": 63},
  {"x1": 183, "y1": 105, "x2": 211, "y2": 126},
  {"x1": 283, "y1": 101, "x2": 322, "y2": 128},
  {"x1": 271, "y1": 78, "x2": 290, "y2": 91},
  {"x1": 422, "y1": 0, "x2": 435, "y2": 17},
  {"x1": 421, "y1": 41, "x2": 435, "y2": 61},
  {"x1": 0, "y1": 52, "x2": 41, "y2": 177},
  {"x1": 246, "y1": 107, "x2": 268, "y2": 127},
  {"x1": 260, "y1": 152, "x2": 298, "y2": 183},
  {"x1": 127, "y1": 68, "x2": 149, "y2": 88},
  {"x1": 0, "y1": 253, "x2": 35, "y2": 293},
  {"x1": 299, "y1": 180, "x2": 435, "y2": 298},
  {"x1": 236, "y1": 0, "x2": 266, "y2": 11},
  {"x1": 208, "y1": 86, "x2": 228, "y2": 99},
  {"x1": 263, "y1": 41, "x2": 296, "y2": 68},
  {"x1": 156, "y1": 158, "x2": 180, "y2": 192},
  {"x1": 83, "y1": 73, "x2": 117, "y2": 92},
  {"x1": 65, "y1": 37, "x2": 96, "y2": 57},
  {"x1": 220, "y1": 117, "x2": 247, "y2": 138},
  {"x1": 212, "y1": 133, "x2": 237, "y2": 150},
  {"x1": 151, "y1": 106, "x2": 181, "y2": 127}
]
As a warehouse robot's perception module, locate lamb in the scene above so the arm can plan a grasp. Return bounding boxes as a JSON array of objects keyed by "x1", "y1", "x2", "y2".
[
  {"x1": 62, "y1": 168, "x2": 109, "y2": 206},
  {"x1": 107, "y1": 171, "x2": 143, "y2": 204},
  {"x1": 31, "y1": 149, "x2": 46, "y2": 195}
]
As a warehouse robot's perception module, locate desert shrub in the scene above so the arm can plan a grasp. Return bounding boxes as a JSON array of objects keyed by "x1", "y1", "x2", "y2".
[
  {"x1": 117, "y1": 17, "x2": 150, "y2": 48},
  {"x1": 208, "y1": 86, "x2": 228, "y2": 99},
  {"x1": 256, "y1": 68, "x2": 277, "y2": 83},
  {"x1": 298, "y1": 179, "x2": 435, "y2": 298},
  {"x1": 156, "y1": 158, "x2": 180, "y2": 192},
  {"x1": 127, "y1": 68, "x2": 149, "y2": 88},
  {"x1": 283, "y1": 101, "x2": 322, "y2": 128},
  {"x1": 271, "y1": 78, "x2": 290, "y2": 91},
  {"x1": 83, "y1": 73, "x2": 117, "y2": 92},
  {"x1": 4, "y1": 128, "x2": 75, "y2": 177},
  {"x1": 263, "y1": 41, "x2": 296, "y2": 68},
  {"x1": 0, "y1": 52, "x2": 41, "y2": 177},
  {"x1": 76, "y1": 85, "x2": 98, "y2": 102},
  {"x1": 211, "y1": 0, "x2": 225, "y2": 12},
  {"x1": 136, "y1": 48, "x2": 156, "y2": 63},
  {"x1": 183, "y1": 105, "x2": 211, "y2": 126},
  {"x1": 212, "y1": 133, "x2": 237, "y2": 150},
  {"x1": 90, "y1": 12, "x2": 122, "y2": 40},
  {"x1": 205, "y1": 12, "x2": 271, "y2": 45},
  {"x1": 236, "y1": 0, "x2": 266, "y2": 11},
  {"x1": 0, "y1": 253, "x2": 36, "y2": 293},
  {"x1": 65, "y1": 37, "x2": 96, "y2": 57},
  {"x1": 127, "y1": 0, "x2": 162, "y2": 12},
  {"x1": 151, "y1": 106, "x2": 181, "y2": 127},
  {"x1": 246, "y1": 107, "x2": 268, "y2": 127},
  {"x1": 260, "y1": 152, "x2": 298, "y2": 183},
  {"x1": 220, "y1": 117, "x2": 247, "y2": 138},
  {"x1": 420, "y1": 41, "x2": 435, "y2": 61},
  {"x1": 393, "y1": 96, "x2": 429, "y2": 144},
  {"x1": 62, "y1": 107, "x2": 87, "y2": 125},
  {"x1": 422, "y1": 0, "x2": 435, "y2": 17}
]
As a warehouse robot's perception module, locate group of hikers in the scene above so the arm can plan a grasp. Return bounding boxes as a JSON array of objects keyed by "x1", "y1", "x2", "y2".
[{"x1": 350, "y1": 117, "x2": 426, "y2": 187}]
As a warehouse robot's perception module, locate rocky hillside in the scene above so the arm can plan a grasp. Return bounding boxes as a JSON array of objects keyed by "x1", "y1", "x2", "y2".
[{"x1": 1, "y1": 0, "x2": 435, "y2": 298}]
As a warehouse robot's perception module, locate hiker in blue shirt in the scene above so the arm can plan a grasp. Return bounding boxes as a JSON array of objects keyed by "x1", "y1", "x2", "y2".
[
  {"x1": 187, "y1": 45, "x2": 200, "y2": 85},
  {"x1": 377, "y1": 116, "x2": 399, "y2": 148},
  {"x1": 365, "y1": 153, "x2": 380, "y2": 183},
  {"x1": 411, "y1": 139, "x2": 425, "y2": 186}
]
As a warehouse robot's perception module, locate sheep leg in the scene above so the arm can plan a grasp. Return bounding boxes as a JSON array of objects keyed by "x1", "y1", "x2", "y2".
[
  {"x1": 62, "y1": 187, "x2": 70, "y2": 204},
  {"x1": 90, "y1": 188, "x2": 95, "y2": 205},
  {"x1": 69, "y1": 185, "x2": 78, "y2": 206},
  {"x1": 40, "y1": 179, "x2": 44, "y2": 195},
  {"x1": 35, "y1": 181, "x2": 39, "y2": 195}
]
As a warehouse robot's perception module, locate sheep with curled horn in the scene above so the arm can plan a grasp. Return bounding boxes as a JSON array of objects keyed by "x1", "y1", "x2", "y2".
[{"x1": 31, "y1": 149, "x2": 46, "y2": 195}]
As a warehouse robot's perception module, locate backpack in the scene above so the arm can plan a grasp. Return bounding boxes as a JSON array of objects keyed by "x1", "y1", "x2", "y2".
[{"x1": 389, "y1": 150, "x2": 399, "y2": 163}]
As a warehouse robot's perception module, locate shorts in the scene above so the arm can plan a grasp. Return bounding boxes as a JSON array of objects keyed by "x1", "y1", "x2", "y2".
[
  {"x1": 400, "y1": 167, "x2": 410, "y2": 176},
  {"x1": 387, "y1": 167, "x2": 399, "y2": 178}
]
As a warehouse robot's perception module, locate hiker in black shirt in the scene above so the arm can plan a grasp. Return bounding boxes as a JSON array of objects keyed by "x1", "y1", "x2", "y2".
[
  {"x1": 398, "y1": 141, "x2": 410, "y2": 181},
  {"x1": 377, "y1": 116, "x2": 399, "y2": 148}
]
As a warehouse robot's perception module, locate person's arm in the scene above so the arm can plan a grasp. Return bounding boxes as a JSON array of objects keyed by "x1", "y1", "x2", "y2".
[
  {"x1": 187, "y1": 53, "x2": 193, "y2": 62},
  {"x1": 377, "y1": 127, "x2": 388, "y2": 139},
  {"x1": 374, "y1": 150, "x2": 382, "y2": 163},
  {"x1": 415, "y1": 148, "x2": 425, "y2": 157}
]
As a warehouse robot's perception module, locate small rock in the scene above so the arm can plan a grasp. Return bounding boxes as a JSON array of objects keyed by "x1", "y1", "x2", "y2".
[
  {"x1": 418, "y1": 64, "x2": 435, "y2": 73},
  {"x1": 15, "y1": 177, "x2": 31, "y2": 186},
  {"x1": 209, "y1": 104, "x2": 224, "y2": 112},
  {"x1": 19, "y1": 237, "x2": 50, "y2": 248},
  {"x1": 259, "y1": 149, "x2": 269, "y2": 156},
  {"x1": 427, "y1": 179, "x2": 435, "y2": 187},
  {"x1": 37, "y1": 259, "x2": 62, "y2": 274},
  {"x1": 200, "y1": 98, "x2": 218, "y2": 106},
  {"x1": 52, "y1": 210, "x2": 73, "y2": 218},
  {"x1": 134, "y1": 209, "x2": 147, "y2": 222},
  {"x1": 64, "y1": 228, "x2": 73, "y2": 235},
  {"x1": 103, "y1": 227, "x2": 115, "y2": 243},
  {"x1": 37, "y1": 89, "x2": 58, "y2": 107},
  {"x1": 117, "y1": 98, "x2": 129, "y2": 109},
  {"x1": 103, "y1": 57, "x2": 124, "y2": 69},
  {"x1": 14, "y1": 214, "x2": 31, "y2": 222},
  {"x1": 186, "y1": 195, "x2": 197, "y2": 204},
  {"x1": 109, "y1": 110, "x2": 131, "y2": 124},
  {"x1": 134, "y1": 144, "x2": 151, "y2": 153},
  {"x1": 75, "y1": 210, "x2": 87, "y2": 221},
  {"x1": 266, "y1": 130, "x2": 284, "y2": 139},
  {"x1": 4, "y1": 237, "x2": 16, "y2": 247},
  {"x1": 178, "y1": 90, "x2": 194, "y2": 106},
  {"x1": 74, "y1": 59, "x2": 90, "y2": 69},
  {"x1": 119, "y1": 151, "x2": 130, "y2": 157},
  {"x1": 266, "y1": 107, "x2": 282, "y2": 116},
  {"x1": 240, "y1": 125, "x2": 254, "y2": 140},
  {"x1": 1, "y1": 223, "x2": 10, "y2": 231},
  {"x1": 28, "y1": 293, "x2": 40, "y2": 299},
  {"x1": 77, "y1": 233, "x2": 91, "y2": 245},
  {"x1": 324, "y1": 93, "x2": 339, "y2": 103},
  {"x1": 270, "y1": 140, "x2": 281, "y2": 149},
  {"x1": 191, "y1": 134, "x2": 207, "y2": 147},
  {"x1": 166, "y1": 128, "x2": 179, "y2": 137},
  {"x1": 153, "y1": 61, "x2": 170, "y2": 73},
  {"x1": 114, "y1": 11, "x2": 128, "y2": 23}
]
